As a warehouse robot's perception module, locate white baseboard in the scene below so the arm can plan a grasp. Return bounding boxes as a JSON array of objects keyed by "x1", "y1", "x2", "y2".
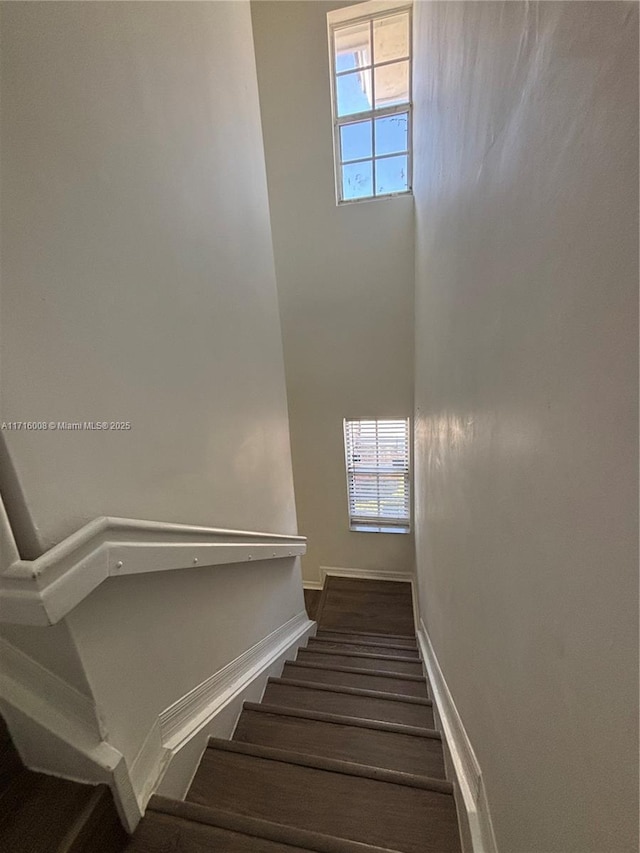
[
  {"x1": 319, "y1": 565, "x2": 414, "y2": 584},
  {"x1": 417, "y1": 620, "x2": 498, "y2": 853},
  {"x1": 0, "y1": 611, "x2": 314, "y2": 831},
  {"x1": 302, "y1": 580, "x2": 323, "y2": 590},
  {"x1": 159, "y1": 610, "x2": 312, "y2": 751}
]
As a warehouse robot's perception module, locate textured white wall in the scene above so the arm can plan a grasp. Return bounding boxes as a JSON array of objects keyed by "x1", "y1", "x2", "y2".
[
  {"x1": 251, "y1": 0, "x2": 415, "y2": 584},
  {"x1": 0, "y1": 1, "x2": 297, "y2": 551},
  {"x1": 412, "y1": 3, "x2": 638, "y2": 851}
]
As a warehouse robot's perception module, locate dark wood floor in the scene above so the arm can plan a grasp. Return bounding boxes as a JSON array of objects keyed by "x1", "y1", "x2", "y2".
[
  {"x1": 303, "y1": 588, "x2": 321, "y2": 621},
  {"x1": 0, "y1": 714, "x2": 126, "y2": 852},
  {"x1": 312, "y1": 575, "x2": 416, "y2": 636}
]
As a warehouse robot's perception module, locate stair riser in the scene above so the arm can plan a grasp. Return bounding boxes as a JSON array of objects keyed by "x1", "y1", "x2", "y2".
[
  {"x1": 263, "y1": 683, "x2": 434, "y2": 728},
  {"x1": 297, "y1": 650, "x2": 423, "y2": 676},
  {"x1": 188, "y1": 750, "x2": 459, "y2": 853},
  {"x1": 282, "y1": 663, "x2": 427, "y2": 697},
  {"x1": 307, "y1": 639, "x2": 421, "y2": 659},
  {"x1": 234, "y1": 710, "x2": 446, "y2": 778}
]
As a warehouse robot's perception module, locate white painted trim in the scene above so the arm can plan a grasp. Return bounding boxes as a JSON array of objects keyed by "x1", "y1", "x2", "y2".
[
  {"x1": 0, "y1": 635, "x2": 142, "y2": 831},
  {"x1": 0, "y1": 611, "x2": 314, "y2": 831},
  {"x1": 302, "y1": 580, "x2": 323, "y2": 590},
  {"x1": 159, "y1": 611, "x2": 312, "y2": 751},
  {"x1": 417, "y1": 620, "x2": 498, "y2": 853},
  {"x1": 327, "y1": 0, "x2": 412, "y2": 27},
  {"x1": 0, "y1": 636, "x2": 102, "y2": 741},
  {"x1": 319, "y1": 565, "x2": 414, "y2": 584},
  {"x1": 0, "y1": 516, "x2": 306, "y2": 625},
  {"x1": 0, "y1": 493, "x2": 20, "y2": 572}
]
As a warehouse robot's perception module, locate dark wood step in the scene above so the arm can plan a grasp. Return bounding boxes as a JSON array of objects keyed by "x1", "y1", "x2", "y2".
[
  {"x1": 283, "y1": 662, "x2": 428, "y2": 697},
  {"x1": 316, "y1": 629, "x2": 416, "y2": 643},
  {"x1": 234, "y1": 704, "x2": 446, "y2": 778},
  {"x1": 316, "y1": 578, "x2": 415, "y2": 637},
  {"x1": 263, "y1": 679, "x2": 435, "y2": 728},
  {"x1": 0, "y1": 715, "x2": 11, "y2": 749},
  {"x1": 0, "y1": 737, "x2": 23, "y2": 799},
  {"x1": 296, "y1": 648, "x2": 423, "y2": 676},
  {"x1": 313, "y1": 633, "x2": 417, "y2": 652},
  {"x1": 62, "y1": 784, "x2": 128, "y2": 853},
  {"x1": 134, "y1": 796, "x2": 405, "y2": 853},
  {"x1": 188, "y1": 740, "x2": 460, "y2": 853},
  {"x1": 307, "y1": 638, "x2": 420, "y2": 658},
  {"x1": 304, "y1": 590, "x2": 322, "y2": 623},
  {"x1": 0, "y1": 768, "x2": 99, "y2": 851}
]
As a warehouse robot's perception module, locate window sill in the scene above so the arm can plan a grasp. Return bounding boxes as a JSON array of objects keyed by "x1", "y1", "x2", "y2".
[{"x1": 350, "y1": 524, "x2": 411, "y2": 534}]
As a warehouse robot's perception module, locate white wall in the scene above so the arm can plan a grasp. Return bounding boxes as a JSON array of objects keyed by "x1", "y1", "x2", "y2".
[
  {"x1": 65, "y1": 558, "x2": 303, "y2": 772},
  {"x1": 0, "y1": 0, "x2": 306, "y2": 802},
  {"x1": 1, "y1": 0, "x2": 297, "y2": 551},
  {"x1": 413, "y1": 3, "x2": 638, "y2": 852},
  {"x1": 251, "y1": 0, "x2": 415, "y2": 584}
]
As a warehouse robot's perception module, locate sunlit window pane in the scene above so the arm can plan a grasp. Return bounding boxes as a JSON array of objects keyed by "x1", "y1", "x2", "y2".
[
  {"x1": 375, "y1": 155, "x2": 408, "y2": 195},
  {"x1": 373, "y1": 13, "x2": 409, "y2": 64},
  {"x1": 374, "y1": 60, "x2": 409, "y2": 108},
  {"x1": 334, "y1": 21, "x2": 371, "y2": 73},
  {"x1": 336, "y1": 69, "x2": 372, "y2": 117},
  {"x1": 374, "y1": 113, "x2": 408, "y2": 157},
  {"x1": 341, "y1": 120, "x2": 372, "y2": 163},
  {"x1": 342, "y1": 161, "x2": 373, "y2": 200}
]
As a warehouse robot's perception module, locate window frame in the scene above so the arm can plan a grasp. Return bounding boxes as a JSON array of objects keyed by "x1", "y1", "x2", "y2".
[
  {"x1": 343, "y1": 417, "x2": 412, "y2": 534},
  {"x1": 327, "y1": 0, "x2": 413, "y2": 205}
]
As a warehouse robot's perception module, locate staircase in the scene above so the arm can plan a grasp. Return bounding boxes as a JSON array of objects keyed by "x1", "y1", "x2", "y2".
[{"x1": 126, "y1": 577, "x2": 462, "y2": 852}]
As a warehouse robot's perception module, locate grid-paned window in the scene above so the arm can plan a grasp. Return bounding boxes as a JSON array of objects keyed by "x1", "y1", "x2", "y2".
[
  {"x1": 328, "y1": 2, "x2": 412, "y2": 203},
  {"x1": 343, "y1": 418, "x2": 411, "y2": 533}
]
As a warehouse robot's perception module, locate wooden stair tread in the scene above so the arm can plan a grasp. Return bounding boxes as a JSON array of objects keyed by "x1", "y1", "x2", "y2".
[
  {"x1": 138, "y1": 797, "x2": 405, "y2": 853},
  {"x1": 204, "y1": 738, "x2": 451, "y2": 792},
  {"x1": 235, "y1": 704, "x2": 446, "y2": 778},
  {"x1": 296, "y1": 649, "x2": 423, "y2": 676},
  {"x1": 316, "y1": 629, "x2": 416, "y2": 642},
  {"x1": 60, "y1": 784, "x2": 128, "y2": 853},
  {"x1": 187, "y1": 741, "x2": 459, "y2": 853},
  {"x1": 0, "y1": 768, "x2": 98, "y2": 851},
  {"x1": 242, "y1": 702, "x2": 439, "y2": 737},
  {"x1": 315, "y1": 579, "x2": 415, "y2": 636},
  {"x1": 309, "y1": 637, "x2": 419, "y2": 655},
  {"x1": 283, "y1": 662, "x2": 428, "y2": 697},
  {"x1": 0, "y1": 738, "x2": 23, "y2": 799},
  {"x1": 263, "y1": 679, "x2": 435, "y2": 728}
]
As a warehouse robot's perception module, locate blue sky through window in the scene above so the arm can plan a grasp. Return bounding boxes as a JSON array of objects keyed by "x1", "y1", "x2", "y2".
[{"x1": 333, "y1": 16, "x2": 410, "y2": 201}]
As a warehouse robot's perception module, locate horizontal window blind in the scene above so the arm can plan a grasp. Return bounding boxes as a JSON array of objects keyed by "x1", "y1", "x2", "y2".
[{"x1": 343, "y1": 418, "x2": 410, "y2": 530}]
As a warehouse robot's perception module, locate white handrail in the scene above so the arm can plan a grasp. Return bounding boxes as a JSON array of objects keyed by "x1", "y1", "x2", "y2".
[{"x1": 0, "y1": 505, "x2": 306, "y2": 626}]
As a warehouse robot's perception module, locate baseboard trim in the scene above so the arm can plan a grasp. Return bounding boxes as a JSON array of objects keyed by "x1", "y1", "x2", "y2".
[
  {"x1": 0, "y1": 611, "x2": 314, "y2": 831},
  {"x1": 159, "y1": 611, "x2": 312, "y2": 750},
  {"x1": 319, "y1": 565, "x2": 414, "y2": 584},
  {"x1": 417, "y1": 620, "x2": 498, "y2": 853},
  {"x1": 302, "y1": 580, "x2": 323, "y2": 590}
]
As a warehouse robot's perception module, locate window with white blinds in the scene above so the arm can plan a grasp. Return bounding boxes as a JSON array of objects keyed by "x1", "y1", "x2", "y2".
[{"x1": 343, "y1": 418, "x2": 410, "y2": 533}]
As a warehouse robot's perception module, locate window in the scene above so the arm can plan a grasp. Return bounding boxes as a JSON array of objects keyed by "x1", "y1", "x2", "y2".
[
  {"x1": 343, "y1": 418, "x2": 411, "y2": 533},
  {"x1": 328, "y1": 1, "x2": 412, "y2": 203}
]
